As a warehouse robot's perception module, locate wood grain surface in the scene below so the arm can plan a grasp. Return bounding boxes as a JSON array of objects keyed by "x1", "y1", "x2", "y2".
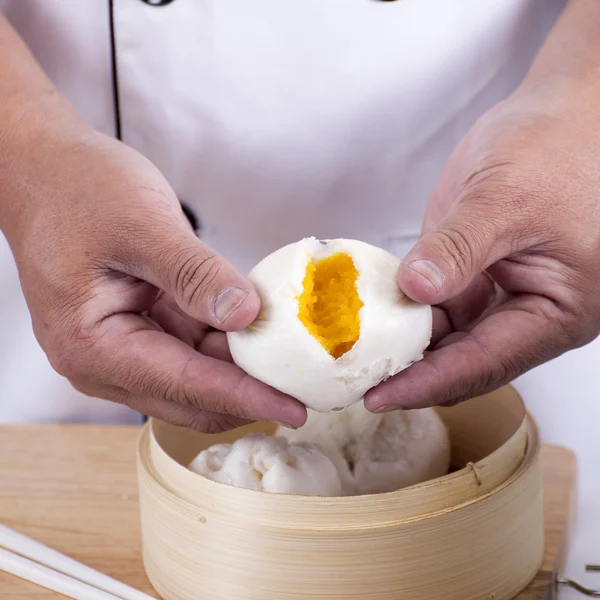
[{"x1": 0, "y1": 425, "x2": 576, "y2": 599}]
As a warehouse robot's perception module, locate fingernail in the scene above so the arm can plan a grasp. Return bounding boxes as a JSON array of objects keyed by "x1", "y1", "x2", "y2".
[
  {"x1": 275, "y1": 421, "x2": 298, "y2": 430},
  {"x1": 408, "y1": 259, "x2": 444, "y2": 292},
  {"x1": 372, "y1": 405, "x2": 401, "y2": 414},
  {"x1": 214, "y1": 287, "x2": 249, "y2": 323}
]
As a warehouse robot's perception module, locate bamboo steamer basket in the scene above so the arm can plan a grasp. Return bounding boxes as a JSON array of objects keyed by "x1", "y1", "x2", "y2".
[{"x1": 137, "y1": 386, "x2": 543, "y2": 600}]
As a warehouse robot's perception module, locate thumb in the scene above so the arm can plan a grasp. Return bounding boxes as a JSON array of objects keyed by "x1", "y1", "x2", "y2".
[
  {"x1": 128, "y1": 227, "x2": 260, "y2": 331},
  {"x1": 398, "y1": 204, "x2": 514, "y2": 305}
]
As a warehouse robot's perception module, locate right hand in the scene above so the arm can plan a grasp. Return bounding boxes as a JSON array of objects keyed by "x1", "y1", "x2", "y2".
[{"x1": 0, "y1": 118, "x2": 307, "y2": 432}]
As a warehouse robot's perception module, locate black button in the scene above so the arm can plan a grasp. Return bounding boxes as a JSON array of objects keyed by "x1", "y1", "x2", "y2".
[
  {"x1": 140, "y1": 0, "x2": 176, "y2": 6},
  {"x1": 180, "y1": 201, "x2": 201, "y2": 234}
]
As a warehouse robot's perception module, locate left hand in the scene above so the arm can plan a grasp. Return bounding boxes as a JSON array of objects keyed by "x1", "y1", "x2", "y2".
[{"x1": 364, "y1": 75, "x2": 600, "y2": 412}]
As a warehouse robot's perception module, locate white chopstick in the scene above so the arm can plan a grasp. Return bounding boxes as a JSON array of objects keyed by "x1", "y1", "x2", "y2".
[
  {"x1": 0, "y1": 547, "x2": 124, "y2": 600},
  {"x1": 0, "y1": 525, "x2": 155, "y2": 600}
]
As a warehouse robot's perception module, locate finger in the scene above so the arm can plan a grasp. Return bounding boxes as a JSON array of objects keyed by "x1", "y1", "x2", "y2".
[
  {"x1": 440, "y1": 272, "x2": 497, "y2": 332},
  {"x1": 115, "y1": 215, "x2": 260, "y2": 331},
  {"x1": 149, "y1": 295, "x2": 234, "y2": 362},
  {"x1": 197, "y1": 330, "x2": 233, "y2": 363},
  {"x1": 429, "y1": 273, "x2": 496, "y2": 347},
  {"x1": 70, "y1": 379, "x2": 251, "y2": 433},
  {"x1": 364, "y1": 294, "x2": 572, "y2": 411},
  {"x1": 149, "y1": 291, "x2": 208, "y2": 347},
  {"x1": 430, "y1": 307, "x2": 451, "y2": 347},
  {"x1": 65, "y1": 312, "x2": 307, "y2": 428},
  {"x1": 397, "y1": 198, "x2": 521, "y2": 306},
  {"x1": 127, "y1": 396, "x2": 252, "y2": 433}
]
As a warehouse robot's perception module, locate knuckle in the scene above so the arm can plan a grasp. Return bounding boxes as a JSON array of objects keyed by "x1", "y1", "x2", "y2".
[
  {"x1": 160, "y1": 359, "x2": 206, "y2": 408},
  {"x1": 48, "y1": 347, "x2": 79, "y2": 380},
  {"x1": 434, "y1": 225, "x2": 482, "y2": 280},
  {"x1": 440, "y1": 338, "x2": 512, "y2": 407},
  {"x1": 477, "y1": 360, "x2": 511, "y2": 392},
  {"x1": 160, "y1": 406, "x2": 211, "y2": 432},
  {"x1": 173, "y1": 251, "x2": 222, "y2": 309},
  {"x1": 174, "y1": 411, "x2": 245, "y2": 434},
  {"x1": 177, "y1": 370, "x2": 249, "y2": 420},
  {"x1": 45, "y1": 333, "x2": 89, "y2": 381},
  {"x1": 34, "y1": 289, "x2": 108, "y2": 383},
  {"x1": 148, "y1": 359, "x2": 235, "y2": 416},
  {"x1": 440, "y1": 371, "x2": 506, "y2": 407},
  {"x1": 196, "y1": 414, "x2": 243, "y2": 434},
  {"x1": 221, "y1": 373, "x2": 254, "y2": 417},
  {"x1": 181, "y1": 412, "x2": 213, "y2": 433},
  {"x1": 194, "y1": 392, "x2": 229, "y2": 415},
  {"x1": 525, "y1": 297, "x2": 589, "y2": 353},
  {"x1": 143, "y1": 369, "x2": 179, "y2": 403},
  {"x1": 172, "y1": 387, "x2": 202, "y2": 409},
  {"x1": 555, "y1": 309, "x2": 595, "y2": 348},
  {"x1": 162, "y1": 382, "x2": 215, "y2": 414},
  {"x1": 48, "y1": 326, "x2": 109, "y2": 382}
]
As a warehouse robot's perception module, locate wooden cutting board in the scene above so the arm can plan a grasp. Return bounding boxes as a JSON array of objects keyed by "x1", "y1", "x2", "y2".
[{"x1": 0, "y1": 425, "x2": 576, "y2": 599}]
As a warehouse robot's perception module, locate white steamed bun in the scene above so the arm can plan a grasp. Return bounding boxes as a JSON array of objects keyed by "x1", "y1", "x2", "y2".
[
  {"x1": 276, "y1": 403, "x2": 451, "y2": 495},
  {"x1": 187, "y1": 433, "x2": 343, "y2": 497},
  {"x1": 227, "y1": 237, "x2": 432, "y2": 412}
]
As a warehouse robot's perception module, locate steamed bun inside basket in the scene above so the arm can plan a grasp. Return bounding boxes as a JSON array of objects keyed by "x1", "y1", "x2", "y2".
[
  {"x1": 277, "y1": 403, "x2": 451, "y2": 495},
  {"x1": 188, "y1": 433, "x2": 343, "y2": 497},
  {"x1": 188, "y1": 404, "x2": 450, "y2": 497}
]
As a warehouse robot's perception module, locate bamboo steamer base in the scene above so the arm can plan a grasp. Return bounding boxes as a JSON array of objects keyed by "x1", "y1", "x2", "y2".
[
  {"x1": 137, "y1": 387, "x2": 546, "y2": 600},
  {"x1": 0, "y1": 425, "x2": 576, "y2": 599}
]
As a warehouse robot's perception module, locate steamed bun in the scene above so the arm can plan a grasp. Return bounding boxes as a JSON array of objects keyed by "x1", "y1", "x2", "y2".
[
  {"x1": 227, "y1": 237, "x2": 432, "y2": 412},
  {"x1": 188, "y1": 433, "x2": 343, "y2": 497},
  {"x1": 276, "y1": 403, "x2": 451, "y2": 495}
]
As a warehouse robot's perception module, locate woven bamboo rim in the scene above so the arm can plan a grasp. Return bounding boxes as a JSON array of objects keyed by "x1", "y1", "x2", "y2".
[{"x1": 137, "y1": 386, "x2": 543, "y2": 600}]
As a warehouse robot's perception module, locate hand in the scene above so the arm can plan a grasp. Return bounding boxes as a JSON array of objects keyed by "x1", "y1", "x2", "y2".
[
  {"x1": 1, "y1": 123, "x2": 306, "y2": 431},
  {"x1": 364, "y1": 75, "x2": 600, "y2": 411}
]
